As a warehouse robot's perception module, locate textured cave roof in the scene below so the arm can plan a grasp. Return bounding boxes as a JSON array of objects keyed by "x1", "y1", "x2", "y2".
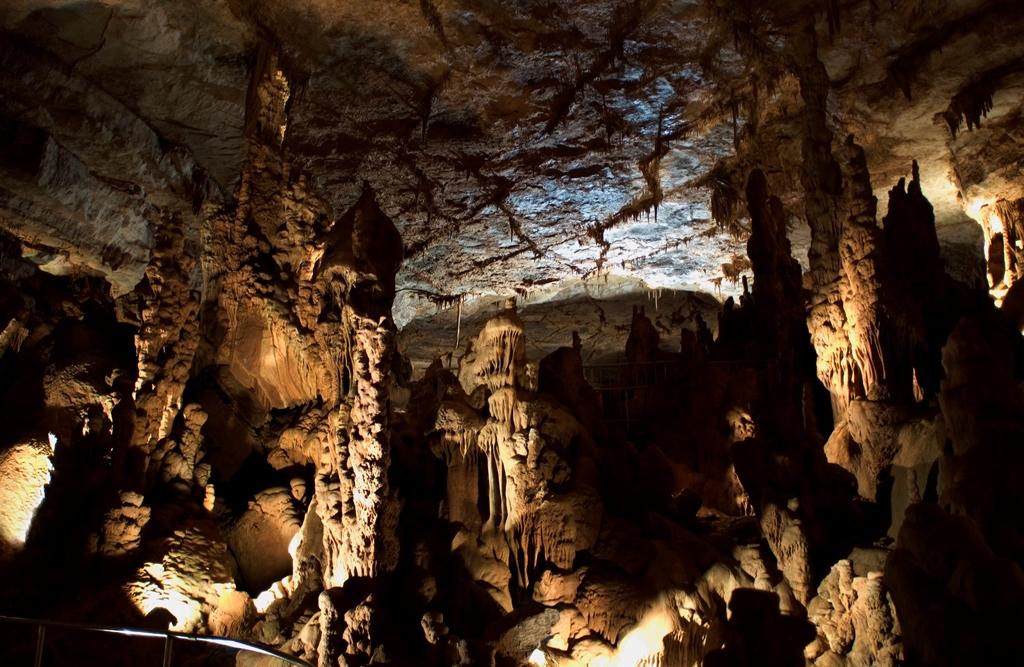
[{"x1": 1, "y1": 1, "x2": 1022, "y2": 325}]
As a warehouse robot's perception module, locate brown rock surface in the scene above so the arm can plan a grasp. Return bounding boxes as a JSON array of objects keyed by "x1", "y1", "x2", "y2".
[{"x1": 226, "y1": 487, "x2": 303, "y2": 592}]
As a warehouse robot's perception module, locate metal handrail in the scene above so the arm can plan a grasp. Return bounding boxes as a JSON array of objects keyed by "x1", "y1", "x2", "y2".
[
  {"x1": 583, "y1": 359, "x2": 779, "y2": 387},
  {"x1": 0, "y1": 614, "x2": 314, "y2": 667},
  {"x1": 582, "y1": 358, "x2": 778, "y2": 370}
]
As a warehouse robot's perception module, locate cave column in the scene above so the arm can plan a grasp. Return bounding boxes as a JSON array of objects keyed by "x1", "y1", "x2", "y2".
[
  {"x1": 834, "y1": 136, "x2": 907, "y2": 403},
  {"x1": 98, "y1": 212, "x2": 201, "y2": 558},
  {"x1": 123, "y1": 213, "x2": 202, "y2": 483},
  {"x1": 341, "y1": 312, "x2": 401, "y2": 580},
  {"x1": 792, "y1": 18, "x2": 857, "y2": 423},
  {"x1": 309, "y1": 181, "x2": 404, "y2": 664}
]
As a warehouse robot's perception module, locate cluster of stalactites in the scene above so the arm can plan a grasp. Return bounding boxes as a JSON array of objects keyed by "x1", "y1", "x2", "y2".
[
  {"x1": 979, "y1": 198, "x2": 1024, "y2": 304},
  {"x1": 458, "y1": 301, "x2": 529, "y2": 394},
  {"x1": 447, "y1": 305, "x2": 601, "y2": 589},
  {"x1": 433, "y1": 400, "x2": 485, "y2": 462}
]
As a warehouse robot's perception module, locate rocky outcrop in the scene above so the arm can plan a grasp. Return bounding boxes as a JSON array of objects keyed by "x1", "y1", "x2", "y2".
[
  {"x1": 439, "y1": 304, "x2": 601, "y2": 595},
  {"x1": 0, "y1": 438, "x2": 53, "y2": 556},
  {"x1": 0, "y1": 34, "x2": 214, "y2": 295},
  {"x1": 936, "y1": 316, "x2": 1024, "y2": 547},
  {"x1": 226, "y1": 487, "x2": 303, "y2": 592},
  {"x1": 124, "y1": 518, "x2": 237, "y2": 632},
  {"x1": 885, "y1": 504, "x2": 1024, "y2": 666},
  {"x1": 806, "y1": 556, "x2": 901, "y2": 667}
]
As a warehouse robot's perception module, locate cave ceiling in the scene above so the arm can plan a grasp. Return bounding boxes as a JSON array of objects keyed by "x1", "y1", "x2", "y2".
[{"x1": 2, "y1": 0, "x2": 1023, "y2": 325}]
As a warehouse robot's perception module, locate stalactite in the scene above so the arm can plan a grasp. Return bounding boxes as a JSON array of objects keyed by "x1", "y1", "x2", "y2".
[
  {"x1": 488, "y1": 387, "x2": 520, "y2": 436},
  {"x1": 454, "y1": 294, "x2": 463, "y2": 353},
  {"x1": 702, "y1": 167, "x2": 740, "y2": 232},
  {"x1": 476, "y1": 423, "x2": 505, "y2": 528},
  {"x1": 458, "y1": 299, "x2": 528, "y2": 394},
  {"x1": 434, "y1": 400, "x2": 484, "y2": 460},
  {"x1": 980, "y1": 198, "x2": 1024, "y2": 301},
  {"x1": 942, "y1": 70, "x2": 1007, "y2": 138}
]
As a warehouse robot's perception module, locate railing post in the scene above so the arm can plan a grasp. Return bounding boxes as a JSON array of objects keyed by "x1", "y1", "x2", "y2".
[
  {"x1": 33, "y1": 624, "x2": 45, "y2": 667},
  {"x1": 162, "y1": 635, "x2": 173, "y2": 667}
]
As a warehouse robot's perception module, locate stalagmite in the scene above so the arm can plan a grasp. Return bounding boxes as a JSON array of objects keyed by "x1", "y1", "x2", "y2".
[
  {"x1": 793, "y1": 17, "x2": 855, "y2": 422},
  {"x1": 744, "y1": 168, "x2": 813, "y2": 440},
  {"x1": 835, "y1": 137, "x2": 902, "y2": 403}
]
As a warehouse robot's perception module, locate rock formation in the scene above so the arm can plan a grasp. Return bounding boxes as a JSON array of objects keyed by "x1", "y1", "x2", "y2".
[{"x1": 0, "y1": 2, "x2": 1023, "y2": 667}]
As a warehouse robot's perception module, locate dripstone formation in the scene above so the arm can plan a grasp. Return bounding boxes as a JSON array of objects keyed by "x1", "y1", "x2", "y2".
[{"x1": 1, "y1": 1, "x2": 1023, "y2": 667}]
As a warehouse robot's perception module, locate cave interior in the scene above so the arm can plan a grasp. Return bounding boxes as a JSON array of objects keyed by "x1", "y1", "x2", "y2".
[{"x1": 1, "y1": 1, "x2": 1023, "y2": 666}]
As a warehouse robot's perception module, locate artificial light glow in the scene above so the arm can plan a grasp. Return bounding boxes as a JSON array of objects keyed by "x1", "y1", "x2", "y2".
[
  {"x1": 130, "y1": 589, "x2": 195, "y2": 631},
  {"x1": 288, "y1": 529, "x2": 302, "y2": 559},
  {"x1": 988, "y1": 211, "x2": 1005, "y2": 235},
  {"x1": 0, "y1": 440, "x2": 54, "y2": 549},
  {"x1": 202, "y1": 484, "x2": 216, "y2": 512},
  {"x1": 128, "y1": 560, "x2": 210, "y2": 630},
  {"x1": 540, "y1": 602, "x2": 680, "y2": 667},
  {"x1": 965, "y1": 198, "x2": 988, "y2": 221},
  {"x1": 106, "y1": 628, "x2": 166, "y2": 639},
  {"x1": 125, "y1": 532, "x2": 238, "y2": 632},
  {"x1": 967, "y1": 200, "x2": 1005, "y2": 235},
  {"x1": 253, "y1": 588, "x2": 278, "y2": 614},
  {"x1": 611, "y1": 606, "x2": 675, "y2": 667}
]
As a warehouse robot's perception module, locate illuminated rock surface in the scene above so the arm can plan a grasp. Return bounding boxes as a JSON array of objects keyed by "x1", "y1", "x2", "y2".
[{"x1": 1, "y1": 2, "x2": 1023, "y2": 667}]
